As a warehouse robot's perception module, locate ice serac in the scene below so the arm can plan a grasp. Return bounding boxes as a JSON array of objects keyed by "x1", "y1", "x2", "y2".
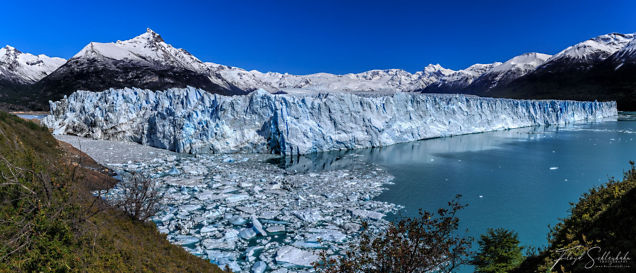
[{"x1": 44, "y1": 87, "x2": 618, "y2": 155}]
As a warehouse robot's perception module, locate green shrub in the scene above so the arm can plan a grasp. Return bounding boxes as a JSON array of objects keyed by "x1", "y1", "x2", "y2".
[{"x1": 472, "y1": 228, "x2": 525, "y2": 273}]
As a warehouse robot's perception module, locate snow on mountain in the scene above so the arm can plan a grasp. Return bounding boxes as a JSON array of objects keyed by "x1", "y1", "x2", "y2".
[
  {"x1": 44, "y1": 87, "x2": 617, "y2": 155},
  {"x1": 541, "y1": 33, "x2": 634, "y2": 68},
  {"x1": 74, "y1": 29, "x2": 205, "y2": 72},
  {"x1": 0, "y1": 45, "x2": 66, "y2": 84},
  {"x1": 204, "y1": 63, "x2": 278, "y2": 92},
  {"x1": 604, "y1": 38, "x2": 636, "y2": 70},
  {"x1": 467, "y1": 53, "x2": 551, "y2": 92},
  {"x1": 425, "y1": 62, "x2": 502, "y2": 92},
  {"x1": 32, "y1": 29, "x2": 244, "y2": 108},
  {"x1": 244, "y1": 64, "x2": 455, "y2": 94},
  {"x1": 72, "y1": 28, "x2": 235, "y2": 89}
]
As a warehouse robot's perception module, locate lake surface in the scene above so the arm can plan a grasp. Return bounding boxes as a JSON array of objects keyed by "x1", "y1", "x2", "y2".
[{"x1": 273, "y1": 113, "x2": 636, "y2": 272}]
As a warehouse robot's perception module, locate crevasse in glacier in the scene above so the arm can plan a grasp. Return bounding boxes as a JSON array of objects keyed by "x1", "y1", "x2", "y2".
[{"x1": 44, "y1": 87, "x2": 618, "y2": 155}]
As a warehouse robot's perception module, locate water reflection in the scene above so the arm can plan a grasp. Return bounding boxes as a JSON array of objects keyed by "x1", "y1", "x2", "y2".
[{"x1": 267, "y1": 120, "x2": 614, "y2": 172}]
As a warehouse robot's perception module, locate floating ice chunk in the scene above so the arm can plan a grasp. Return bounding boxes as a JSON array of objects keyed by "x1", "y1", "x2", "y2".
[
  {"x1": 206, "y1": 250, "x2": 237, "y2": 263},
  {"x1": 550, "y1": 167, "x2": 558, "y2": 170},
  {"x1": 230, "y1": 216, "x2": 247, "y2": 226},
  {"x1": 349, "y1": 209, "x2": 385, "y2": 221},
  {"x1": 195, "y1": 190, "x2": 215, "y2": 200},
  {"x1": 166, "y1": 155, "x2": 177, "y2": 162},
  {"x1": 260, "y1": 211, "x2": 279, "y2": 219},
  {"x1": 343, "y1": 223, "x2": 361, "y2": 233},
  {"x1": 236, "y1": 206, "x2": 256, "y2": 214},
  {"x1": 239, "y1": 228, "x2": 257, "y2": 240},
  {"x1": 252, "y1": 261, "x2": 267, "y2": 273},
  {"x1": 223, "y1": 157, "x2": 234, "y2": 163},
  {"x1": 200, "y1": 225, "x2": 216, "y2": 233},
  {"x1": 292, "y1": 209, "x2": 323, "y2": 222},
  {"x1": 226, "y1": 262, "x2": 241, "y2": 272},
  {"x1": 179, "y1": 204, "x2": 201, "y2": 212},
  {"x1": 239, "y1": 182, "x2": 253, "y2": 188},
  {"x1": 251, "y1": 215, "x2": 267, "y2": 236},
  {"x1": 202, "y1": 230, "x2": 239, "y2": 250},
  {"x1": 306, "y1": 229, "x2": 346, "y2": 243},
  {"x1": 226, "y1": 194, "x2": 249, "y2": 203},
  {"x1": 168, "y1": 166, "x2": 180, "y2": 175},
  {"x1": 160, "y1": 213, "x2": 174, "y2": 222},
  {"x1": 292, "y1": 241, "x2": 322, "y2": 248},
  {"x1": 174, "y1": 235, "x2": 200, "y2": 245},
  {"x1": 245, "y1": 246, "x2": 264, "y2": 258},
  {"x1": 266, "y1": 225, "x2": 285, "y2": 233},
  {"x1": 276, "y1": 246, "x2": 319, "y2": 267}
]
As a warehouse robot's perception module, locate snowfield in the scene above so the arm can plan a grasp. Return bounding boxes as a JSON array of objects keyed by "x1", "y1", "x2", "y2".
[{"x1": 44, "y1": 87, "x2": 617, "y2": 155}]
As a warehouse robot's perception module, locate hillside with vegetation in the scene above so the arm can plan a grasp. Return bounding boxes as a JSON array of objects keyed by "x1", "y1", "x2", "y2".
[{"x1": 0, "y1": 112, "x2": 224, "y2": 272}]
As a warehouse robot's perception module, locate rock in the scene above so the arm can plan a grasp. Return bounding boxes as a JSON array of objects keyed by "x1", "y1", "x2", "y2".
[{"x1": 275, "y1": 246, "x2": 319, "y2": 267}]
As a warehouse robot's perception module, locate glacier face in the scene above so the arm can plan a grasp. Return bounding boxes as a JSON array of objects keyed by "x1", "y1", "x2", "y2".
[{"x1": 44, "y1": 87, "x2": 618, "y2": 155}]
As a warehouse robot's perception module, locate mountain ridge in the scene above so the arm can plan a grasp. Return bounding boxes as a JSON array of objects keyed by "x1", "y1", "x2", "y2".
[{"x1": 1, "y1": 29, "x2": 635, "y2": 110}]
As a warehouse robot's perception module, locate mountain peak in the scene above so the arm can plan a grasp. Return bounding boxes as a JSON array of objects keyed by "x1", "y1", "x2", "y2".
[
  {"x1": 2, "y1": 45, "x2": 20, "y2": 54},
  {"x1": 142, "y1": 28, "x2": 164, "y2": 43}
]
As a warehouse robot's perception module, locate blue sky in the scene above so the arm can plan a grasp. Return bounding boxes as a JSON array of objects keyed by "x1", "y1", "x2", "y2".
[{"x1": 1, "y1": 0, "x2": 634, "y2": 74}]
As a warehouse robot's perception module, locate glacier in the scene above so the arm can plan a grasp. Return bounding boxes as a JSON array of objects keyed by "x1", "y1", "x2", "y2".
[{"x1": 44, "y1": 87, "x2": 617, "y2": 155}]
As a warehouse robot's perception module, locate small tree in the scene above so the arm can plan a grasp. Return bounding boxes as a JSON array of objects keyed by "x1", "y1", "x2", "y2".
[
  {"x1": 472, "y1": 228, "x2": 524, "y2": 273},
  {"x1": 315, "y1": 195, "x2": 473, "y2": 273},
  {"x1": 110, "y1": 172, "x2": 163, "y2": 221}
]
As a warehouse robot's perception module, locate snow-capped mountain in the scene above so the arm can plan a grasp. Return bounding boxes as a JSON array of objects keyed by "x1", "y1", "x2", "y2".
[
  {"x1": 248, "y1": 68, "x2": 440, "y2": 93},
  {"x1": 33, "y1": 28, "x2": 245, "y2": 106},
  {"x1": 486, "y1": 32, "x2": 636, "y2": 110},
  {"x1": 2, "y1": 28, "x2": 636, "y2": 110},
  {"x1": 536, "y1": 33, "x2": 634, "y2": 72},
  {"x1": 422, "y1": 62, "x2": 502, "y2": 93},
  {"x1": 464, "y1": 53, "x2": 551, "y2": 93},
  {"x1": 603, "y1": 37, "x2": 636, "y2": 69},
  {"x1": 0, "y1": 45, "x2": 65, "y2": 85},
  {"x1": 204, "y1": 62, "x2": 456, "y2": 94}
]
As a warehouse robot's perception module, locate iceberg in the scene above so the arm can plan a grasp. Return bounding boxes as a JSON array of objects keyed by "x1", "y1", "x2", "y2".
[{"x1": 45, "y1": 87, "x2": 618, "y2": 155}]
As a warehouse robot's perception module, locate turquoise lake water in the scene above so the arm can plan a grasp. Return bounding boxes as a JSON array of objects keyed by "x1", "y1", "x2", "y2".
[{"x1": 274, "y1": 113, "x2": 636, "y2": 272}]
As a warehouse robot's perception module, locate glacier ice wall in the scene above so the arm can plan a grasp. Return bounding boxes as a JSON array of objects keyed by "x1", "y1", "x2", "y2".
[{"x1": 44, "y1": 87, "x2": 617, "y2": 155}]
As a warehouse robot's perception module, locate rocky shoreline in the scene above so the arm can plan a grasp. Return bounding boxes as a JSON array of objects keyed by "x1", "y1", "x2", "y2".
[{"x1": 56, "y1": 135, "x2": 400, "y2": 273}]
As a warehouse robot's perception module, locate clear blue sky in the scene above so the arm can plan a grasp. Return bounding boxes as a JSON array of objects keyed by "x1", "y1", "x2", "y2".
[{"x1": 1, "y1": 0, "x2": 634, "y2": 75}]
